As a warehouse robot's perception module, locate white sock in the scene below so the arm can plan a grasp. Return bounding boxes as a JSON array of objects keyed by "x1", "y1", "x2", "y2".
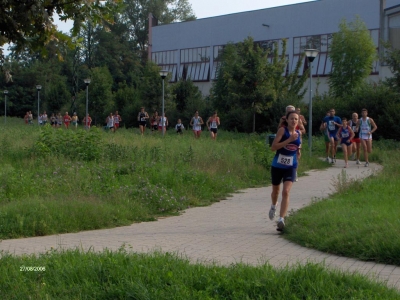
[{"x1": 278, "y1": 217, "x2": 284, "y2": 222}]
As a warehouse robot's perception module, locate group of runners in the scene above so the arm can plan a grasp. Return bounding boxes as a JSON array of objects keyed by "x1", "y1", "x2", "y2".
[
  {"x1": 268, "y1": 105, "x2": 377, "y2": 232},
  {"x1": 23, "y1": 107, "x2": 222, "y2": 139},
  {"x1": 25, "y1": 110, "x2": 121, "y2": 130},
  {"x1": 139, "y1": 108, "x2": 221, "y2": 140},
  {"x1": 320, "y1": 108, "x2": 377, "y2": 168}
]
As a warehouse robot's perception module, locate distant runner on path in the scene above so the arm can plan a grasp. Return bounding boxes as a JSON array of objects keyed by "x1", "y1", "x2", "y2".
[
  {"x1": 269, "y1": 110, "x2": 302, "y2": 232},
  {"x1": 356, "y1": 108, "x2": 377, "y2": 167}
]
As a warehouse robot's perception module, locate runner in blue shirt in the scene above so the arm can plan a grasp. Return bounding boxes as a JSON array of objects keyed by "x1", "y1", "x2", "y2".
[
  {"x1": 269, "y1": 110, "x2": 302, "y2": 232},
  {"x1": 322, "y1": 108, "x2": 342, "y2": 164}
]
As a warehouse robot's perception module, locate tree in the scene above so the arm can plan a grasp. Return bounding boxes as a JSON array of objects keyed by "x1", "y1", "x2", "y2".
[
  {"x1": 211, "y1": 37, "x2": 308, "y2": 132},
  {"x1": 382, "y1": 41, "x2": 400, "y2": 93},
  {"x1": 328, "y1": 16, "x2": 377, "y2": 97},
  {"x1": 171, "y1": 78, "x2": 204, "y2": 125},
  {"x1": 121, "y1": 0, "x2": 196, "y2": 62},
  {"x1": 84, "y1": 66, "x2": 114, "y2": 125},
  {"x1": 0, "y1": 0, "x2": 120, "y2": 64}
]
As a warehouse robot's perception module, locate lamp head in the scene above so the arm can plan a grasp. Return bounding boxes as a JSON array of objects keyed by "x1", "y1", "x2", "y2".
[
  {"x1": 305, "y1": 49, "x2": 319, "y2": 63},
  {"x1": 3, "y1": 90, "x2": 8, "y2": 95},
  {"x1": 84, "y1": 78, "x2": 91, "y2": 85},
  {"x1": 159, "y1": 70, "x2": 168, "y2": 79},
  {"x1": 36, "y1": 85, "x2": 42, "y2": 91}
]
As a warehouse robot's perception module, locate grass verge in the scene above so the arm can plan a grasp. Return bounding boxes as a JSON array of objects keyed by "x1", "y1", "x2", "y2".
[
  {"x1": 1, "y1": 248, "x2": 399, "y2": 299},
  {"x1": 284, "y1": 139, "x2": 400, "y2": 265}
]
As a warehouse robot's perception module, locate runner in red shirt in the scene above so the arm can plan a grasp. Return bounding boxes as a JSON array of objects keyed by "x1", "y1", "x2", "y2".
[
  {"x1": 82, "y1": 114, "x2": 92, "y2": 129},
  {"x1": 63, "y1": 112, "x2": 72, "y2": 129},
  {"x1": 114, "y1": 110, "x2": 122, "y2": 130}
]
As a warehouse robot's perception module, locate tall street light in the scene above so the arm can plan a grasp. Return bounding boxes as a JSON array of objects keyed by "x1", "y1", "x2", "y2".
[
  {"x1": 304, "y1": 49, "x2": 319, "y2": 157},
  {"x1": 159, "y1": 70, "x2": 168, "y2": 137},
  {"x1": 36, "y1": 85, "x2": 42, "y2": 125},
  {"x1": 3, "y1": 90, "x2": 8, "y2": 124},
  {"x1": 84, "y1": 78, "x2": 91, "y2": 129}
]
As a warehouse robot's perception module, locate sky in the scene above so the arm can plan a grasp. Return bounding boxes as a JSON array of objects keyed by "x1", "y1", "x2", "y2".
[
  {"x1": 190, "y1": 0, "x2": 312, "y2": 19},
  {"x1": 55, "y1": 0, "x2": 313, "y2": 33}
]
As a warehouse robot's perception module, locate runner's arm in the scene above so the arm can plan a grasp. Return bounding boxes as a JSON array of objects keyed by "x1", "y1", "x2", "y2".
[{"x1": 271, "y1": 127, "x2": 298, "y2": 151}]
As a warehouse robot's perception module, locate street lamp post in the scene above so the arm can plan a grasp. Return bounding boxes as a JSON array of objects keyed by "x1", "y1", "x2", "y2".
[
  {"x1": 3, "y1": 90, "x2": 8, "y2": 124},
  {"x1": 159, "y1": 70, "x2": 168, "y2": 137},
  {"x1": 304, "y1": 49, "x2": 319, "y2": 156},
  {"x1": 36, "y1": 85, "x2": 42, "y2": 125},
  {"x1": 84, "y1": 78, "x2": 91, "y2": 129}
]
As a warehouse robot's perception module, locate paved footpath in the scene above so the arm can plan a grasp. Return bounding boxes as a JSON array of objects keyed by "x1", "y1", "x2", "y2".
[{"x1": 1, "y1": 160, "x2": 400, "y2": 291}]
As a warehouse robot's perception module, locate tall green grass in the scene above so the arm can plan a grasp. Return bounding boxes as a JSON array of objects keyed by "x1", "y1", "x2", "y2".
[
  {"x1": 0, "y1": 120, "x2": 302, "y2": 239},
  {"x1": 284, "y1": 139, "x2": 400, "y2": 265},
  {"x1": 1, "y1": 248, "x2": 398, "y2": 299}
]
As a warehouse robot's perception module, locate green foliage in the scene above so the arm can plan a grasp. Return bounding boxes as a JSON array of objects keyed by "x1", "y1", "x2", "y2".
[
  {"x1": 171, "y1": 78, "x2": 205, "y2": 125},
  {"x1": 382, "y1": 41, "x2": 400, "y2": 93},
  {"x1": 33, "y1": 125, "x2": 103, "y2": 161},
  {"x1": 285, "y1": 148, "x2": 400, "y2": 265},
  {"x1": 0, "y1": 0, "x2": 121, "y2": 62},
  {"x1": 0, "y1": 249, "x2": 398, "y2": 299},
  {"x1": 87, "y1": 66, "x2": 115, "y2": 124},
  {"x1": 139, "y1": 61, "x2": 169, "y2": 112},
  {"x1": 0, "y1": 123, "x2": 284, "y2": 239},
  {"x1": 122, "y1": 0, "x2": 196, "y2": 61},
  {"x1": 328, "y1": 16, "x2": 377, "y2": 97},
  {"x1": 211, "y1": 37, "x2": 308, "y2": 132},
  {"x1": 313, "y1": 82, "x2": 400, "y2": 140}
]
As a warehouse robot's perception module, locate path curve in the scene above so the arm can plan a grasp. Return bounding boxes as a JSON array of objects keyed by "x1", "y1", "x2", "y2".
[{"x1": 1, "y1": 160, "x2": 399, "y2": 291}]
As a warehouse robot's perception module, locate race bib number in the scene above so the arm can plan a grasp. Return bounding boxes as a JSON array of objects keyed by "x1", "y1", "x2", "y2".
[
  {"x1": 141, "y1": 117, "x2": 145, "y2": 121},
  {"x1": 328, "y1": 121, "x2": 335, "y2": 131},
  {"x1": 277, "y1": 154, "x2": 293, "y2": 166}
]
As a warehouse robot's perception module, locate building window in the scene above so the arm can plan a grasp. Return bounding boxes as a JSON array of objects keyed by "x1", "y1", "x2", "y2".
[
  {"x1": 179, "y1": 47, "x2": 210, "y2": 81},
  {"x1": 151, "y1": 50, "x2": 178, "y2": 82},
  {"x1": 293, "y1": 29, "x2": 379, "y2": 77}
]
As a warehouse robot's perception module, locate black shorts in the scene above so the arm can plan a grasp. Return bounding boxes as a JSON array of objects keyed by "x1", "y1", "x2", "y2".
[
  {"x1": 341, "y1": 140, "x2": 352, "y2": 147},
  {"x1": 271, "y1": 166, "x2": 296, "y2": 185},
  {"x1": 152, "y1": 125, "x2": 158, "y2": 131},
  {"x1": 139, "y1": 121, "x2": 146, "y2": 127},
  {"x1": 210, "y1": 128, "x2": 218, "y2": 134}
]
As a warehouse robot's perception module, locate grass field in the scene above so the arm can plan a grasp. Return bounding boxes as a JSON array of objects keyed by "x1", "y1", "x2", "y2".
[
  {"x1": 284, "y1": 139, "x2": 400, "y2": 266},
  {"x1": 1, "y1": 118, "x2": 399, "y2": 298},
  {"x1": 1, "y1": 248, "x2": 399, "y2": 299}
]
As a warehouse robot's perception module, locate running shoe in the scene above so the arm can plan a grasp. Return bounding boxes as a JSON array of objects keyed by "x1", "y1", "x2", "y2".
[
  {"x1": 350, "y1": 153, "x2": 355, "y2": 160},
  {"x1": 365, "y1": 162, "x2": 369, "y2": 167},
  {"x1": 356, "y1": 160, "x2": 361, "y2": 165},
  {"x1": 277, "y1": 219, "x2": 285, "y2": 232},
  {"x1": 295, "y1": 171, "x2": 298, "y2": 182},
  {"x1": 325, "y1": 157, "x2": 330, "y2": 162},
  {"x1": 333, "y1": 156, "x2": 336, "y2": 163},
  {"x1": 269, "y1": 206, "x2": 276, "y2": 221}
]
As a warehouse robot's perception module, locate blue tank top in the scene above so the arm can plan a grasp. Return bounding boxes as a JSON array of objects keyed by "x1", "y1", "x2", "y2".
[
  {"x1": 339, "y1": 125, "x2": 351, "y2": 143},
  {"x1": 271, "y1": 127, "x2": 301, "y2": 169}
]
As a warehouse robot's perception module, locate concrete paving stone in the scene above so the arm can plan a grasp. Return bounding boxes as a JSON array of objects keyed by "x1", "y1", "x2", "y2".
[{"x1": 1, "y1": 160, "x2": 399, "y2": 291}]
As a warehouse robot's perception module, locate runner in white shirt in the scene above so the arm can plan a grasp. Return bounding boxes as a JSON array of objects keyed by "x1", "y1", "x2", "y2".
[
  {"x1": 106, "y1": 112, "x2": 115, "y2": 133},
  {"x1": 206, "y1": 111, "x2": 220, "y2": 140},
  {"x1": 190, "y1": 110, "x2": 204, "y2": 139},
  {"x1": 356, "y1": 108, "x2": 377, "y2": 167}
]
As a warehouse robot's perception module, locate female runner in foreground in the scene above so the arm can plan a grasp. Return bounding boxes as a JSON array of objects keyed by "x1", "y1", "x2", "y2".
[{"x1": 269, "y1": 110, "x2": 301, "y2": 231}]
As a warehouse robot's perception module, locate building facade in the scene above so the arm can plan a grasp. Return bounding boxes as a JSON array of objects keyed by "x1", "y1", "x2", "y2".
[{"x1": 149, "y1": 0, "x2": 400, "y2": 96}]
